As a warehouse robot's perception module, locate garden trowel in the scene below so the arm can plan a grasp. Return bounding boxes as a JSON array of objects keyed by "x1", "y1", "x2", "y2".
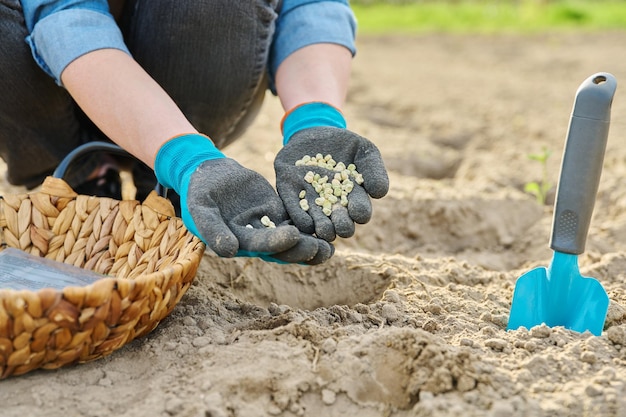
[{"x1": 508, "y1": 72, "x2": 616, "y2": 336}]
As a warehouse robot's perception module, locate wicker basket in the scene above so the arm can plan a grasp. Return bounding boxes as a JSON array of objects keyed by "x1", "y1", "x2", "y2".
[{"x1": 0, "y1": 176, "x2": 205, "y2": 378}]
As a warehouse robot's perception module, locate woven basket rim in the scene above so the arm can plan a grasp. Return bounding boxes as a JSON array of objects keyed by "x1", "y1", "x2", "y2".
[{"x1": 0, "y1": 177, "x2": 205, "y2": 295}]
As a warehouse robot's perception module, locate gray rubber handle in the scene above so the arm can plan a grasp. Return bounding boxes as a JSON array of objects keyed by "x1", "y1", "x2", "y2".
[{"x1": 550, "y1": 72, "x2": 617, "y2": 254}]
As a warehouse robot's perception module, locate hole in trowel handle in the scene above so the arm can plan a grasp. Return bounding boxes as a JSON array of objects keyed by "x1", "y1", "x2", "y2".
[{"x1": 593, "y1": 75, "x2": 607, "y2": 84}]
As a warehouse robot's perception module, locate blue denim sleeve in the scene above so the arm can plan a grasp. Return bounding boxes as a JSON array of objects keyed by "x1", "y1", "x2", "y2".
[
  {"x1": 269, "y1": 0, "x2": 357, "y2": 84},
  {"x1": 21, "y1": 0, "x2": 130, "y2": 85}
]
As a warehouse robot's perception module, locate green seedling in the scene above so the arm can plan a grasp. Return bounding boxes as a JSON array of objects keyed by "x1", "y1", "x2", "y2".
[{"x1": 524, "y1": 147, "x2": 552, "y2": 205}]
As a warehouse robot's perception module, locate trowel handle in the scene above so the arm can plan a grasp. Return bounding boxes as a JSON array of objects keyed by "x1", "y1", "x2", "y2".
[{"x1": 550, "y1": 72, "x2": 617, "y2": 254}]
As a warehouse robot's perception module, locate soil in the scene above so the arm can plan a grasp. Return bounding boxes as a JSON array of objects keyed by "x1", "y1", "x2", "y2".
[{"x1": 3, "y1": 31, "x2": 626, "y2": 417}]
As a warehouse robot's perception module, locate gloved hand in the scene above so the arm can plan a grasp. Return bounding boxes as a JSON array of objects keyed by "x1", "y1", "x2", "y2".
[
  {"x1": 274, "y1": 102, "x2": 389, "y2": 242},
  {"x1": 155, "y1": 133, "x2": 333, "y2": 264}
]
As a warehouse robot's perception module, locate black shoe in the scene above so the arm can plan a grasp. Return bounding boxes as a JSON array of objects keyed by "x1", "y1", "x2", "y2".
[{"x1": 73, "y1": 168, "x2": 122, "y2": 199}]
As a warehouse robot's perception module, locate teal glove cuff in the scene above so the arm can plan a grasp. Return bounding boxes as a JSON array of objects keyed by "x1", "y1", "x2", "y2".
[
  {"x1": 236, "y1": 250, "x2": 289, "y2": 264},
  {"x1": 155, "y1": 133, "x2": 225, "y2": 239},
  {"x1": 154, "y1": 133, "x2": 225, "y2": 192},
  {"x1": 281, "y1": 102, "x2": 347, "y2": 145}
]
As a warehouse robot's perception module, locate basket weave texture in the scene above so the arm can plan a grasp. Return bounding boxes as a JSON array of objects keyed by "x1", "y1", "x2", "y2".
[{"x1": 0, "y1": 177, "x2": 205, "y2": 378}]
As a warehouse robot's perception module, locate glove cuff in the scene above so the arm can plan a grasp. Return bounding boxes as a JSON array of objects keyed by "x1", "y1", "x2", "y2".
[
  {"x1": 154, "y1": 133, "x2": 225, "y2": 193},
  {"x1": 281, "y1": 102, "x2": 347, "y2": 145}
]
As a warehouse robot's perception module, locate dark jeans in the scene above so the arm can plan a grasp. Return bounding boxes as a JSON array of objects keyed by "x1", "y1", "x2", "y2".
[{"x1": 0, "y1": 0, "x2": 279, "y2": 189}]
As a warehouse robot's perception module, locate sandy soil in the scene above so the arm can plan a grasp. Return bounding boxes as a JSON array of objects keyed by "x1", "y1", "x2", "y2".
[{"x1": 3, "y1": 31, "x2": 626, "y2": 417}]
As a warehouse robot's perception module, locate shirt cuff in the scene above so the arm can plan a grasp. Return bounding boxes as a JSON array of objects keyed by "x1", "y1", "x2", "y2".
[
  {"x1": 269, "y1": 1, "x2": 357, "y2": 85},
  {"x1": 26, "y1": 8, "x2": 130, "y2": 86}
]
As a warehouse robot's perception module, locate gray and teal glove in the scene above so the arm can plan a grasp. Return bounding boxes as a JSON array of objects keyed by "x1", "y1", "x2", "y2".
[
  {"x1": 274, "y1": 103, "x2": 389, "y2": 242},
  {"x1": 155, "y1": 133, "x2": 333, "y2": 264}
]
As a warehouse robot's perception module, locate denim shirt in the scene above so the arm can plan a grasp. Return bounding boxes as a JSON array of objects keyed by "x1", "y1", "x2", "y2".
[{"x1": 21, "y1": 0, "x2": 357, "y2": 86}]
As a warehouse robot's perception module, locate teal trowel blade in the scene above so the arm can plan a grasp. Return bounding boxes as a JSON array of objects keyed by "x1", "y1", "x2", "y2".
[{"x1": 508, "y1": 251, "x2": 609, "y2": 336}]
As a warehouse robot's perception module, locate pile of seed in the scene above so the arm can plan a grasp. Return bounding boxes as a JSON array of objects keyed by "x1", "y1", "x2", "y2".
[{"x1": 295, "y1": 154, "x2": 364, "y2": 216}]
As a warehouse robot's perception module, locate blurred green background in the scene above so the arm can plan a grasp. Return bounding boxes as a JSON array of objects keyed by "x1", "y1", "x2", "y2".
[{"x1": 350, "y1": 1, "x2": 626, "y2": 34}]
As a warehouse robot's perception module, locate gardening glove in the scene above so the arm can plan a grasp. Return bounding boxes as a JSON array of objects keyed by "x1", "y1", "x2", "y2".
[
  {"x1": 274, "y1": 102, "x2": 389, "y2": 242},
  {"x1": 155, "y1": 133, "x2": 334, "y2": 264}
]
